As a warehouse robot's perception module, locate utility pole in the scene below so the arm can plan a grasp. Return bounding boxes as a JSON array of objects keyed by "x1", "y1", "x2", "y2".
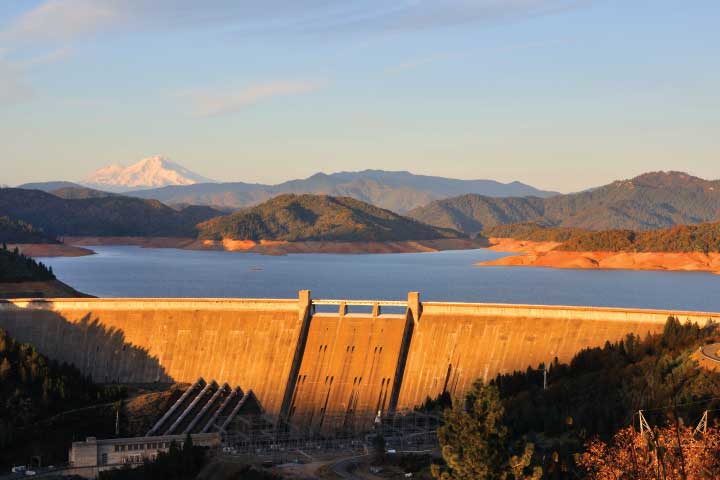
[
  {"x1": 638, "y1": 410, "x2": 652, "y2": 436},
  {"x1": 694, "y1": 411, "x2": 708, "y2": 436},
  {"x1": 528, "y1": 366, "x2": 547, "y2": 390},
  {"x1": 115, "y1": 400, "x2": 121, "y2": 436}
]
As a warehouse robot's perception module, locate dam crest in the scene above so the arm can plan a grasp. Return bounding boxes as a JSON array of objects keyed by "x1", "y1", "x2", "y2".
[{"x1": 1, "y1": 292, "x2": 718, "y2": 431}]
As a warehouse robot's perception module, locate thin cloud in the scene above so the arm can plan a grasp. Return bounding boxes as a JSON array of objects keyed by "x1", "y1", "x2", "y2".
[
  {"x1": 2, "y1": 1, "x2": 591, "y2": 45},
  {"x1": 0, "y1": 46, "x2": 74, "y2": 109},
  {"x1": 0, "y1": 58, "x2": 33, "y2": 108},
  {"x1": 184, "y1": 79, "x2": 327, "y2": 117},
  {"x1": 2, "y1": 0, "x2": 119, "y2": 44},
  {"x1": 0, "y1": 1, "x2": 588, "y2": 108},
  {"x1": 384, "y1": 53, "x2": 460, "y2": 76},
  {"x1": 384, "y1": 39, "x2": 573, "y2": 75},
  {"x1": 14, "y1": 47, "x2": 74, "y2": 68},
  {"x1": 295, "y1": 0, "x2": 593, "y2": 34}
]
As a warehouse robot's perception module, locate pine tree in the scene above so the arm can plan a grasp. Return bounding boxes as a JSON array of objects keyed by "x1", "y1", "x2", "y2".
[
  {"x1": 0, "y1": 357, "x2": 11, "y2": 381},
  {"x1": 433, "y1": 380, "x2": 509, "y2": 480},
  {"x1": 42, "y1": 377, "x2": 51, "y2": 403},
  {"x1": 372, "y1": 434, "x2": 387, "y2": 464},
  {"x1": 182, "y1": 433, "x2": 196, "y2": 476},
  {"x1": 433, "y1": 380, "x2": 541, "y2": 480}
]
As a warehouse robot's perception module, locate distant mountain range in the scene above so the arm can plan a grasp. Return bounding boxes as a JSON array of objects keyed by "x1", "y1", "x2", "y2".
[
  {"x1": 18, "y1": 181, "x2": 83, "y2": 191},
  {"x1": 82, "y1": 156, "x2": 215, "y2": 192},
  {"x1": 197, "y1": 193, "x2": 461, "y2": 242},
  {"x1": 408, "y1": 172, "x2": 720, "y2": 234},
  {"x1": 17, "y1": 183, "x2": 120, "y2": 200},
  {"x1": 20, "y1": 163, "x2": 558, "y2": 213},
  {"x1": 10, "y1": 170, "x2": 720, "y2": 243},
  {"x1": 127, "y1": 169, "x2": 558, "y2": 213}
]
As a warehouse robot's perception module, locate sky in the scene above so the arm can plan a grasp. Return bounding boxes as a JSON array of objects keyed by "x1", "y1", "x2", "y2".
[{"x1": 0, "y1": 0, "x2": 718, "y2": 192}]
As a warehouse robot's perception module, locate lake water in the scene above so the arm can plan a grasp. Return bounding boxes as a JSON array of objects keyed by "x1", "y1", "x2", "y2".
[{"x1": 38, "y1": 246, "x2": 720, "y2": 311}]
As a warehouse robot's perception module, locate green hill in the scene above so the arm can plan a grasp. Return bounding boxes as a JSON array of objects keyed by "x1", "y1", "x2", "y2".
[
  {"x1": 0, "y1": 216, "x2": 58, "y2": 244},
  {"x1": 409, "y1": 171, "x2": 720, "y2": 234},
  {"x1": 484, "y1": 221, "x2": 720, "y2": 253},
  {"x1": 408, "y1": 194, "x2": 545, "y2": 235},
  {"x1": 197, "y1": 193, "x2": 463, "y2": 242},
  {"x1": 482, "y1": 222, "x2": 577, "y2": 242},
  {"x1": 0, "y1": 188, "x2": 222, "y2": 238}
]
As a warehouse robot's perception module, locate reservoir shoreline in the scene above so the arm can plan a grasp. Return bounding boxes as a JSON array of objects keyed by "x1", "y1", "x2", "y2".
[
  {"x1": 479, "y1": 237, "x2": 720, "y2": 275},
  {"x1": 26, "y1": 236, "x2": 488, "y2": 256},
  {"x1": 13, "y1": 236, "x2": 720, "y2": 276},
  {"x1": 30, "y1": 245, "x2": 720, "y2": 310}
]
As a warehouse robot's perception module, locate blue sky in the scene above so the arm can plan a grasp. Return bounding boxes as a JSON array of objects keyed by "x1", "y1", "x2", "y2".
[{"x1": 1, "y1": 0, "x2": 718, "y2": 192}]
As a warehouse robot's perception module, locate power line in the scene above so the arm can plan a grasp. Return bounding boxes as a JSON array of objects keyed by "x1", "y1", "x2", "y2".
[{"x1": 633, "y1": 397, "x2": 720, "y2": 414}]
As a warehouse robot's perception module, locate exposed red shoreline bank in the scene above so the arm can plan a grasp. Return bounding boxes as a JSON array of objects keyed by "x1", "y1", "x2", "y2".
[
  {"x1": 58, "y1": 236, "x2": 488, "y2": 255},
  {"x1": 478, "y1": 238, "x2": 720, "y2": 275},
  {"x1": 8, "y1": 243, "x2": 95, "y2": 257}
]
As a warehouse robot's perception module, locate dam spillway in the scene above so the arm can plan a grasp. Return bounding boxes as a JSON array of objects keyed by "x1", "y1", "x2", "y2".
[{"x1": 1, "y1": 292, "x2": 718, "y2": 428}]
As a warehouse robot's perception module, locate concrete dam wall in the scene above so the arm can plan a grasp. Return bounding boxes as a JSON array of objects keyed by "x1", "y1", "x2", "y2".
[{"x1": 1, "y1": 293, "x2": 718, "y2": 428}]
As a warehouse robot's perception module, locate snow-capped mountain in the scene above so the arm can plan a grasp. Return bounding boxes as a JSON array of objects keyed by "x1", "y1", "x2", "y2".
[{"x1": 83, "y1": 156, "x2": 214, "y2": 191}]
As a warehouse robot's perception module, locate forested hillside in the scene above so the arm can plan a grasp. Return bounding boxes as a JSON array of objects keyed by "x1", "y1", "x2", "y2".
[
  {"x1": 409, "y1": 172, "x2": 720, "y2": 233},
  {"x1": 0, "y1": 188, "x2": 221, "y2": 237},
  {"x1": 197, "y1": 193, "x2": 463, "y2": 242},
  {"x1": 1, "y1": 188, "x2": 461, "y2": 244},
  {"x1": 0, "y1": 329, "x2": 126, "y2": 466},
  {"x1": 485, "y1": 221, "x2": 720, "y2": 253},
  {"x1": 429, "y1": 317, "x2": 720, "y2": 478},
  {"x1": 0, "y1": 216, "x2": 58, "y2": 244},
  {"x1": 0, "y1": 244, "x2": 55, "y2": 282},
  {"x1": 483, "y1": 222, "x2": 577, "y2": 242},
  {"x1": 408, "y1": 194, "x2": 545, "y2": 235}
]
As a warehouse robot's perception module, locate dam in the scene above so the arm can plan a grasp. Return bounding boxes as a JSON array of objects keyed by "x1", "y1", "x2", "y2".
[{"x1": 1, "y1": 292, "x2": 718, "y2": 430}]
